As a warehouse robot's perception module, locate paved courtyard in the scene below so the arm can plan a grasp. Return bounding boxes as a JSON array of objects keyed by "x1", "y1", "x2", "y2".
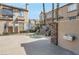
[{"x1": 0, "y1": 33, "x2": 76, "y2": 55}]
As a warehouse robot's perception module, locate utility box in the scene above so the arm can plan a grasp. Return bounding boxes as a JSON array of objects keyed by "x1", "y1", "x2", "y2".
[{"x1": 63, "y1": 34, "x2": 75, "y2": 41}]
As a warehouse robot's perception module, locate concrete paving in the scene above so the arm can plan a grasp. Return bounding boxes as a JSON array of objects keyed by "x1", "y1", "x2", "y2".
[
  {"x1": 21, "y1": 34, "x2": 76, "y2": 55},
  {"x1": 0, "y1": 33, "x2": 47, "y2": 55},
  {"x1": 0, "y1": 33, "x2": 35, "y2": 55},
  {"x1": 0, "y1": 33, "x2": 76, "y2": 55}
]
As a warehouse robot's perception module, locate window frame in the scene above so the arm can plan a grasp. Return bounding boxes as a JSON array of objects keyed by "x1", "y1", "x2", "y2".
[
  {"x1": 68, "y1": 4, "x2": 77, "y2": 12},
  {"x1": 19, "y1": 11, "x2": 24, "y2": 16}
]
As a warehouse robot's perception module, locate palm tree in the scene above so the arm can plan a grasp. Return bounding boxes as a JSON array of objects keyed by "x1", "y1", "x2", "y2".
[
  {"x1": 56, "y1": 3, "x2": 59, "y2": 21},
  {"x1": 52, "y1": 3, "x2": 54, "y2": 22},
  {"x1": 42, "y1": 3, "x2": 46, "y2": 25}
]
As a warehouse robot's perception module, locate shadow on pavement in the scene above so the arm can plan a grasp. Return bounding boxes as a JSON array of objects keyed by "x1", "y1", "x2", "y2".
[{"x1": 21, "y1": 40, "x2": 76, "y2": 55}]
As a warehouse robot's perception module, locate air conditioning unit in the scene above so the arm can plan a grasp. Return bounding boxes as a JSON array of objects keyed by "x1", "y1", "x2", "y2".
[{"x1": 63, "y1": 34, "x2": 75, "y2": 41}]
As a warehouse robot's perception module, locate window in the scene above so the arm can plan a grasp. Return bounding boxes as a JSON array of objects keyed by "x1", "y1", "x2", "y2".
[
  {"x1": 69, "y1": 16, "x2": 76, "y2": 20},
  {"x1": 58, "y1": 16, "x2": 63, "y2": 19},
  {"x1": 58, "y1": 14, "x2": 64, "y2": 19},
  {"x1": 19, "y1": 11, "x2": 24, "y2": 16},
  {"x1": 68, "y1": 4, "x2": 77, "y2": 12}
]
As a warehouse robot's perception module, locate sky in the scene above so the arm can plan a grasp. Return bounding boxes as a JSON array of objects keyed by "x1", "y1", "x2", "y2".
[{"x1": 5, "y1": 3, "x2": 66, "y2": 20}]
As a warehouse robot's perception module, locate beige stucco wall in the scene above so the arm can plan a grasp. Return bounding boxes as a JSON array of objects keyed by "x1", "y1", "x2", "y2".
[
  {"x1": 18, "y1": 22, "x2": 24, "y2": 32},
  {"x1": 24, "y1": 11, "x2": 28, "y2": 23},
  {"x1": 58, "y1": 19, "x2": 79, "y2": 54},
  {"x1": 0, "y1": 21, "x2": 6, "y2": 34},
  {"x1": 23, "y1": 11, "x2": 29, "y2": 31}
]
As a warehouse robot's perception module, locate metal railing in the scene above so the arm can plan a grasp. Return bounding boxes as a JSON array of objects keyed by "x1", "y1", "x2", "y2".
[
  {"x1": 0, "y1": 9, "x2": 13, "y2": 16},
  {"x1": 0, "y1": 16, "x2": 13, "y2": 20}
]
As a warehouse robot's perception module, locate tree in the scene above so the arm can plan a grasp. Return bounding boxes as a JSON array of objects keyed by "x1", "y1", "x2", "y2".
[{"x1": 42, "y1": 3, "x2": 46, "y2": 25}]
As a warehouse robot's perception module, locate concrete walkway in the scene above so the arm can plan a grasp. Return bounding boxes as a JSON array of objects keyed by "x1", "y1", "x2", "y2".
[{"x1": 21, "y1": 34, "x2": 76, "y2": 55}]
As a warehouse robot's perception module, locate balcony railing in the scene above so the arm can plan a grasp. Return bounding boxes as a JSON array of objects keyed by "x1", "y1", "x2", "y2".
[
  {"x1": 0, "y1": 16, "x2": 13, "y2": 20},
  {"x1": 15, "y1": 16, "x2": 24, "y2": 21},
  {"x1": 17, "y1": 16, "x2": 24, "y2": 19},
  {"x1": 0, "y1": 9, "x2": 13, "y2": 16}
]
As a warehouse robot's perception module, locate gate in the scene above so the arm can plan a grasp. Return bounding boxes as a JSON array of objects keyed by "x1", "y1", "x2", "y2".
[{"x1": 51, "y1": 22, "x2": 58, "y2": 45}]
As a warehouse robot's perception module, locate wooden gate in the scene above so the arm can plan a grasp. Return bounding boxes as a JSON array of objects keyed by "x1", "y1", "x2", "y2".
[{"x1": 51, "y1": 22, "x2": 58, "y2": 45}]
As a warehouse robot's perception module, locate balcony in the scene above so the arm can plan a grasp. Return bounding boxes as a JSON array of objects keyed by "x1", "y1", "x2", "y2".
[
  {"x1": 0, "y1": 9, "x2": 13, "y2": 16},
  {"x1": 16, "y1": 16, "x2": 25, "y2": 21},
  {"x1": 0, "y1": 16, "x2": 13, "y2": 21}
]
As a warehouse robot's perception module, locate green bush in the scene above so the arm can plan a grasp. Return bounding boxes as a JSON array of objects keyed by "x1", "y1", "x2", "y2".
[{"x1": 29, "y1": 29, "x2": 36, "y2": 33}]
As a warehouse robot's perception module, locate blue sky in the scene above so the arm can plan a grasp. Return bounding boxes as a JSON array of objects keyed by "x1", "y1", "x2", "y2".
[{"x1": 5, "y1": 3, "x2": 66, "y2": 19}]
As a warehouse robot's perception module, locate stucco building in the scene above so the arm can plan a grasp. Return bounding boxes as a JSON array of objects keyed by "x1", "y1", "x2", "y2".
[
  {"x1": 40, "y1": 3, "x2": 79, "y2": 54},
  {"x1": 58, "y1": 3, "x2": 79, "y2": 54},
  {"x1": 0, "y1": 3, "x2": 28, "y2": 34}
]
